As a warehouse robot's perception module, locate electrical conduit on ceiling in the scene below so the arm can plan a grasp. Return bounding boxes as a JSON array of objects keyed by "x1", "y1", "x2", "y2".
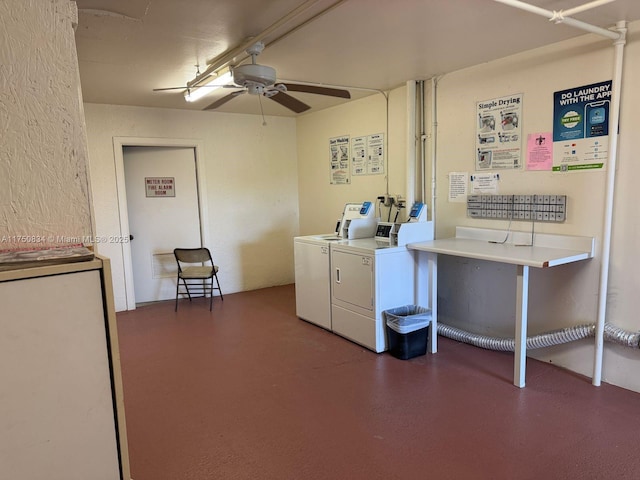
[{"x1": 189, "y1": 0, "x2": 347, "y2": 88}]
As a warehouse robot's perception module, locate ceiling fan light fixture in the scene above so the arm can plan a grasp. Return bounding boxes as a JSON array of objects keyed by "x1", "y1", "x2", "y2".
[{"x1": 184, "y1": 69, "x2": 233, "y2": 102}]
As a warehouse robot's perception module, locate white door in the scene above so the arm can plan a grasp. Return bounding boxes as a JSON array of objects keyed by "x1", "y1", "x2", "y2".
[{"x1": 124, "y1": 146, "x2": 202, "y2": 304}]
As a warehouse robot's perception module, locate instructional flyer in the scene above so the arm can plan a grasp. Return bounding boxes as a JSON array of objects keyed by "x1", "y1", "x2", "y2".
[
  {"x1": 351, "y1": 133, "x2": 385, "y2": 175},
  {"x1": 351, "y1": 136, "x2": 367, "y2": 175},
  {"x1": 552, "y1": 80, "x2": 611, "y2": 172},
  {"x1": 475, "y1": 93, "x2": 523, "y2": 170},
  {"x1": 470, "y1": 173, "x2": 500, "y2": 194},
  {"x1": 367, "y1": 133, "x2": 385, "y2": 174},
  {"x1": 526, "y1": 132, "x2": 553, "y2": 171},
  {"x1": 329, "y1": 135, "x2": 351, "y2": 184},
  {"x1": 448, "y1": 172, "x2": 468, "y2": 202}
]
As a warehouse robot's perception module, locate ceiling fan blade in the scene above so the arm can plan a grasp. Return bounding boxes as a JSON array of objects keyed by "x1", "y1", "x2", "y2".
[
  {"x1": 204, "y1": 90, "x2": 245, "y2": 110},
  {"x1": 280, "y1": 83, "x2": 351, "y2": 99},
  {"x1": 268, "y1": 92, "x2": 311, "y2": 113}
]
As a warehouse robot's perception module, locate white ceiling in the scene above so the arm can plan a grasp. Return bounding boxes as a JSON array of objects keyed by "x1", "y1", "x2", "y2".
[{"x1": 74, "y1": 0, "x2": 640, "y2": 117}]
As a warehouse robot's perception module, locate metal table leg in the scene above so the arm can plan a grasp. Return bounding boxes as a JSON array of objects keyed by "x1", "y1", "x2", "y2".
[{"x1": 514, "y1": 264, "x2": 529, "y2": 387}]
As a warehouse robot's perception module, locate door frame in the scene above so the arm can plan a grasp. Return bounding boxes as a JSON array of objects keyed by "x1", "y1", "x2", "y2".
[{"x1": 113, "y1": 136, "x2": 210, "y2": 310}]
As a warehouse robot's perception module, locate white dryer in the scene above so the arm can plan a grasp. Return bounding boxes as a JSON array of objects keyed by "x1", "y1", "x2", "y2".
[
  {"x1": 330, "y1": 239, "x2": 415, "y2": 352},
  {"x1": 330, "y1": 220, "x2": 434, "y2": 353}
]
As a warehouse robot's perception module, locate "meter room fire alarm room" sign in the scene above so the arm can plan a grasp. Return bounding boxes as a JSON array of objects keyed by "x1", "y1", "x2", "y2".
[{"x1": 145, "y1": 177, "x2": 175, "y2": 197}]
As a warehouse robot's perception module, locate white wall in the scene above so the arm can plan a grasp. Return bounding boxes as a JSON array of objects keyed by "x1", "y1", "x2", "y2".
[
  {"x1": 431, "y1": 23, "x2": 640, "y2": 391},
  {"x1": 296, "y1": 86, "x2": 409, "y2": 235},
  {"x1": 84, "y1": 104, "x2": 298, "y2": 311},
  {"x1": 0, "y1": 0, "x2": 92, "y2": 249}
]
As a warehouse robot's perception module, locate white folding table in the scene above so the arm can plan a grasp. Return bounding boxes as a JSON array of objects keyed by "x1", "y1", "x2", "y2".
[{"x1": 409, "y1": 226, "x2": 595, "y2": 388}]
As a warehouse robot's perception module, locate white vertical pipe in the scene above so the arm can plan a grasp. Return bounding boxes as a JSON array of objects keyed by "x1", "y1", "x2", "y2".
[
  {"x1": 428, "y1": 252, "x2": 438, "y2": 353},
  {"x1": 593, "y1": 21, "x2": 627, "y2": 386},
  {"x1": 406, "y1": 80, "x2": 417, "y2": 211},
  {"x1": 430, "y1": 77, "x2": 438, "y2": 229},
  {"x1": 419, "y1": 81, "x2": 426, "y2": 203},
  {"x1": 493, "y1": 0, "x2": 627, "y2": 386}
]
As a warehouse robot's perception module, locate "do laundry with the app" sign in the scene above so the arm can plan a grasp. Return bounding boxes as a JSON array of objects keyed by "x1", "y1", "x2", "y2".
[{"x1": 552, "y1": 80, "x2": 612, "y2": 172}]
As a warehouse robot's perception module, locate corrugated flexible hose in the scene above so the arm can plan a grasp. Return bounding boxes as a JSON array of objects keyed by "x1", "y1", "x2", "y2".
[
  {"x1": 603, "y1": 323, "x2": 640, "y2": 348},
  {"x1": 437, "y1": 322, "x2": 640, "y2": 351}
]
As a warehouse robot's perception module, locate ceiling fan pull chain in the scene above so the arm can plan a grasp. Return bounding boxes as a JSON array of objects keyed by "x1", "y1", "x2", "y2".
[{"x1": 258, "y1": 94, "x2": 267, "y2": 126}]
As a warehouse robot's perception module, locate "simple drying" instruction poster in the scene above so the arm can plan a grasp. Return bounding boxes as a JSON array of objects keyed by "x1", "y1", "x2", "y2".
[{"x1": 475, "y1": 93, "x2": 523, "y2": 170}]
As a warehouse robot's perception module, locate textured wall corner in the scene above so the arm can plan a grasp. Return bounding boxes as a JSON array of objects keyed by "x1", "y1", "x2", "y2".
[{"x1": 0, "y1": 0, "x2": 93, "y2": 251}]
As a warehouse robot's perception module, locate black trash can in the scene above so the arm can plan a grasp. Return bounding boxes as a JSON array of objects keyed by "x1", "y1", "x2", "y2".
[{"x1": 384, "y1": 305, "x2": 431, "y2": 360}]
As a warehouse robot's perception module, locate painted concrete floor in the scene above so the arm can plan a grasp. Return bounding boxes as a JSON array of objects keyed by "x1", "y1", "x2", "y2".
[{"x1": 116, "y1": 284, "x2": 640, "y2": 480}]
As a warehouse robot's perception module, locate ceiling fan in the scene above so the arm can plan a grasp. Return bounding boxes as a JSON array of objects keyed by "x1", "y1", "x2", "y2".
[{"x1": 154, "y1": 42, "x2": 351, "y2": 113}]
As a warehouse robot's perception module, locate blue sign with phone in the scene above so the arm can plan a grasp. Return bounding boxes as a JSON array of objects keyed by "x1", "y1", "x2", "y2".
[{"x1": 553, "y1": 80, "x2": 611, "y2": 142}]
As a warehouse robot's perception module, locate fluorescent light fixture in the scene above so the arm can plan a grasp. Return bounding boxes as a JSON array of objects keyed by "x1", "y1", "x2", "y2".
[{"x1": 184, "y1": 69, "x2": 233, "y2": 102}]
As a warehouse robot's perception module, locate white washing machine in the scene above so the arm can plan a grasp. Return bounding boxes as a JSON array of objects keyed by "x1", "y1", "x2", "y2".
[
  {"x1": 294, "y1": 234, "x2": 337, "y2": 330},
  {"x1": 330, "y1": 219, "x2": 434, "y2": 353},
  {"x1": 294, "y1": 202, "x2": 378, "y2": 330}
]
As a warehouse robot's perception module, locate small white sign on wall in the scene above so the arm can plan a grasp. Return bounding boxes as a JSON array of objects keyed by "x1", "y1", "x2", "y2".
[
  {"x1": 448, "y1": 172, "x2": 468, "y2": 203},
  {"x1": 470, "y1": 173, "x2": 500, "y2": 194},
  {"x1": 145, "y1": 177, "x2": 175, "y2": 197}
]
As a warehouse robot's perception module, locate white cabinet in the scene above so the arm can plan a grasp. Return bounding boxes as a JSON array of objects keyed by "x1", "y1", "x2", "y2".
[
  {"x1": 330, "y1": 240, "x2": 418, "y2": 353},
  {"x1": 0, "y1": 258, "x2": 130, "y2": 480}
]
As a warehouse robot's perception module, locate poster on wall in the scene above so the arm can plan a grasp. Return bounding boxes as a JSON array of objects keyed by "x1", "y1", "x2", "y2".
[
  {"x1": 552, "y1": 80, "x2": 611, "y2": 172},
  {"x1": 526, "y1": 133, "x2": 553, "y2": 171},
  {"x1": 351, "y1": 136, "x2": 367, "y2": 175},
  {"x1": 351, "y1": 133, "x2": 385, "y2": 175},
  {"x1": 367, "y1": 133, "x2": 385, "y2": 174},
  {"x1": 329, "y1": 135, "x2": 351, "y2": 184},
  {"x1": 475, "y1": 93, "x2": 523, "y2": 170}
]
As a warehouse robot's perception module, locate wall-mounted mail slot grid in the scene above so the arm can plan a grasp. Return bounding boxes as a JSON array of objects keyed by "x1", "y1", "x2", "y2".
[{"x1": 467, "y1": 194, "x2": 567, "y2": 222}]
